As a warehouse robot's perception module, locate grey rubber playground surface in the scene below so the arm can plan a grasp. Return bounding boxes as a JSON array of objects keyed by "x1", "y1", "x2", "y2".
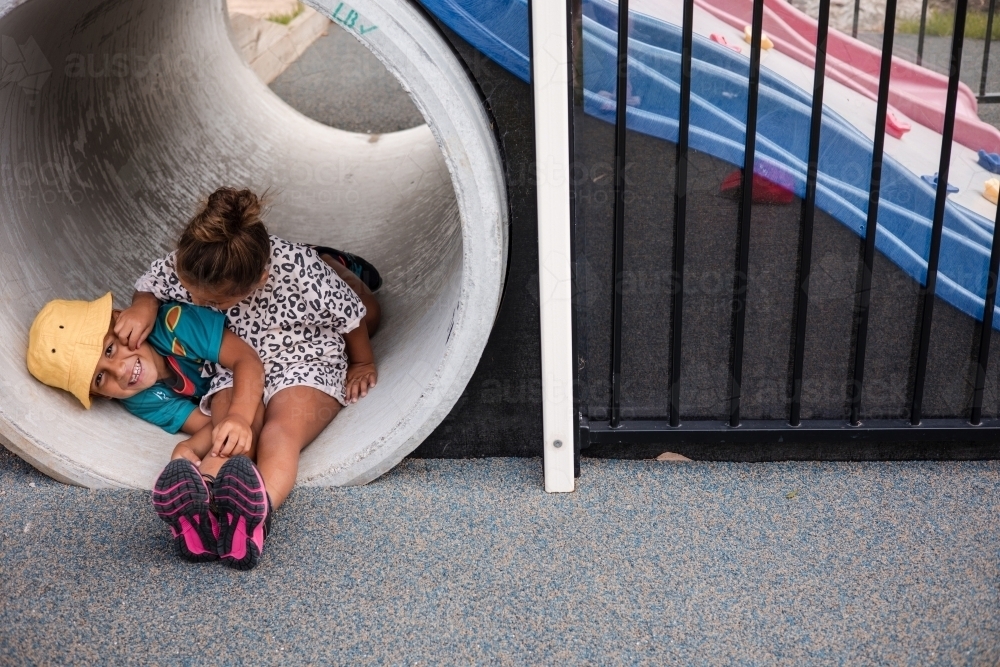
[{"x1": 2, "y1": 446, "x2": 1000, "y2": 664}]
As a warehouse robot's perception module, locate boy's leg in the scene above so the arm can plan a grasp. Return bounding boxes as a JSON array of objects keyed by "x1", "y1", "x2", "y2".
[
  {"x1": 255, "y1": 386, "x2": 341, "y2": 509},
  {"x1": 209, "y1": 388, "x2": 266, "y2": 441},
  {"x1": 321, "y1": 253, "x2": 382, "y2": 335},
  {"x1": 199, "y1": 388, "x2": 265, "y2": 478}
]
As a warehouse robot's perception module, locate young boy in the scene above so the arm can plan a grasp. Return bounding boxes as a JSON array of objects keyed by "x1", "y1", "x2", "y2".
[{"x1": 26, "y1": 293, "x2": 265, "y2": 562}]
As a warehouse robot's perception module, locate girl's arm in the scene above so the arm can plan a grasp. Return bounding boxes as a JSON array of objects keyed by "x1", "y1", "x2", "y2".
[
  {"x1": 344, "y1": 320, "x2": 377, "y2": 403},
  {"x1": 211, "y1": 330, "x2": 265, "y2": 458},
  {"x1": 115, "y1": 291, "x2": 160, "y2": 350},
  {"x1": 120, "y1": 253, "x2": 192, "y2": 350}
]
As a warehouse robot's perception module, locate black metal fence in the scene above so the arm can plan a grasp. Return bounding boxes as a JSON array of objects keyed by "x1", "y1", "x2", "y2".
[{"x1": 570, "y1": 0, "x2": 1000, "y2": 459}]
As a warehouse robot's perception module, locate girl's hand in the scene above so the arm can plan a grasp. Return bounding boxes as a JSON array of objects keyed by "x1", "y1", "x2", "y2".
[
  {"x1": 345, "y1": 361, "x2": 377, "y2": 403},
  {"x1": 115, "y1": 293, "x2": 160, "y2": 350},
  {"x1": 211, "y1": 415, "x2": 254, "y2": 458}
]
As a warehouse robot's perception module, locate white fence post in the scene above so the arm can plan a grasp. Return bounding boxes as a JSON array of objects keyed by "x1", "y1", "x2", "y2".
[{"x1": 532, "y1": 0, "x2": 576, "y2": 492}]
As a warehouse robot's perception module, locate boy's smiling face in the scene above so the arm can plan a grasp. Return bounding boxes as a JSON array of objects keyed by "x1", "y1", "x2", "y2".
[{"x1": 91, "y1": 312, "x2": 164, "y2": 400}]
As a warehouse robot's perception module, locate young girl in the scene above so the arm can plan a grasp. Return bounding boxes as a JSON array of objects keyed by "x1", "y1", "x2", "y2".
[{"x1": 116, "y1": 187, "x2": 382, "y2": 570}]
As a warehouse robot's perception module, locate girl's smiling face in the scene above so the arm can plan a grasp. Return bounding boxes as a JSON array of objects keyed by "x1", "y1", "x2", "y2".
[{"x1": 91, "y1": 315, "x2": 164, "y2": 399}]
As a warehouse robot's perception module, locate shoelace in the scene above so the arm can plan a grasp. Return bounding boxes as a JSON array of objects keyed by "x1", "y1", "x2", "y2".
[{"x1": 202, "y1": 473, "x2": 218, "y2": 512}]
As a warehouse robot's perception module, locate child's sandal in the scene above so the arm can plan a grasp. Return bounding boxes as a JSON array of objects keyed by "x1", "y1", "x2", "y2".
[{"x1": 312, "y1": 245, "x2": 383, "y2": 292}]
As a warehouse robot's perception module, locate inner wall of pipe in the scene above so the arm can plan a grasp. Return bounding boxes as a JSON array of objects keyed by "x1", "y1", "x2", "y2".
[{"x1": 0, "y1": 0, "x2": 507, "y2": 487}]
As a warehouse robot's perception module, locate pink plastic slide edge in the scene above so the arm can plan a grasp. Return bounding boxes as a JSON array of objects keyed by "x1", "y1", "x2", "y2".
[{"x1": 695, "y1": 0, "x2": 1000, "y2": 153}]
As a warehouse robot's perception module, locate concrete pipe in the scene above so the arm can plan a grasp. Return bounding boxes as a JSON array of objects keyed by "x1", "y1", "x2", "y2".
[{"x1": 0, "y1": 0, "x2": 507, "y2": 487}]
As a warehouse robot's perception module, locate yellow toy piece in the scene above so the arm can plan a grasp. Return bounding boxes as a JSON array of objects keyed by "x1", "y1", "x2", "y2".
[
  {"x1": 744, "y1": 25, "x2": 774, "y2": 50},
  {"x1": 984, "y1": 178, "x2": 1000, "y2": 205}
]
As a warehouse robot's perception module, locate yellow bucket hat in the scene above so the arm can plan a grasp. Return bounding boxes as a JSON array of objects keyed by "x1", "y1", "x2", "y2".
[{"x1": 26, "y1": 293, "x2": 114, "y2": 409}]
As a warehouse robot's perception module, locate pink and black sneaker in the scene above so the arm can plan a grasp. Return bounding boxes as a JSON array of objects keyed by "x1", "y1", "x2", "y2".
[
  {"x1": 214, "y1": 456, "x2": 272, "y2": 571},
  {"x1": 151, "y1": 458, "x2": 220, "y2": 562}
]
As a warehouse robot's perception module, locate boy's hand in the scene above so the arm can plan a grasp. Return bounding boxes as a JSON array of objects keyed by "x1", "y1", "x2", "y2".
[
  {"x1": 171, "y1": 442, "x2": 202, "y2": 467},
  {"x1": 115, "y1": 294, "x2": 159, "y2": 350},
  {"x1": 345, "y1": 361, "x2": 377, "y2": 404},
  {"x1": 211, "y1": 415, "x2": 253, "y2": 458}
]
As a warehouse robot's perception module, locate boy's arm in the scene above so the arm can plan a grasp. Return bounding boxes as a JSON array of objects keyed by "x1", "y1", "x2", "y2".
[
  {"x1": 212, "y1": 330, "x2": 265, "y2": 457},
  {"x1": 115, "y1": 291, "x2": 160, "y2": 350},
  {"x1": 344, "y1": 320, "x2": 377, "y2": 404},
  {"x1": 180, "y1": 408, "x2": 211, "y2": 435}
]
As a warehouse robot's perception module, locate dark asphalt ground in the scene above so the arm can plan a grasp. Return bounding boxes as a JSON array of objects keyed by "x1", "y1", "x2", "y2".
[
  {"x1": 268, "y1": 26, "x2": 425, "y2": 133},
  {"x1": 3, "y1": 18, "x2": 1000, "y2": 667}
]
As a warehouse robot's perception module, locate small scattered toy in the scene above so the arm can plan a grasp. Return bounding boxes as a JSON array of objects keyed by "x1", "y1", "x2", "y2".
[
  {"x1": 978, "y1": 149, "x2": 1000, "y2": 174},
  {"x1": 743, "y1": 26, "x2": 774, "y2": 50},
  {"x1": 720, "y1": 163, "x2": 795, "y2": 204},
  {"x1": 984, "y1": 178, "x2": 999, "y2": 205},
  {"x1": 710, "y1": 33, "x2": 742, "y2": 53},
  {"x1": 885, "y1": 111, "x2": 911, "y2": 139},
  {"x1": 921, "y1": 173, "x2": 958, "y2": 193}
]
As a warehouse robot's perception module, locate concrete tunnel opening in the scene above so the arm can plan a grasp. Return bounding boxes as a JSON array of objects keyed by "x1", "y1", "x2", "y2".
[{"x1": 0, "y1": 0, "x2": 508, "y2": 487}]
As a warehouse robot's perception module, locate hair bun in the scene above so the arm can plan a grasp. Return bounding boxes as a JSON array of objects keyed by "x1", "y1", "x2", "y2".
[
  {"x1": 234, "y1": 189, "x2": 263, "y2": 231},
  {"x1": 176, "y1": 186, "x2": 272, "y2": 296},
  {"x1": 189, "y1": 187, "x2": 263, "y2": 243}
]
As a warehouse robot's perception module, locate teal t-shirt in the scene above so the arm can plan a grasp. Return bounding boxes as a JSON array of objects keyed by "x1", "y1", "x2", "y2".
[{"x1": 121, "y1": 302, "x2": 226, "y2": 434}]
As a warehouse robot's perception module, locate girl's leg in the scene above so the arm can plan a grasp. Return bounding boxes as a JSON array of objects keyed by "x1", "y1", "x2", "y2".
[
  {"x1": 321, "y1": 253, "x2": 382, "y2": 335},
  {"x1": 255, "y1": 385, "x2": 341, "y2": 509}
]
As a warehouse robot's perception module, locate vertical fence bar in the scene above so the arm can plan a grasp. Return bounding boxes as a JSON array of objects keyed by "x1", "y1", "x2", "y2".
[
  {"x1": 609, "y1": 0, "x2": 629, "y2": 428},
  {"x1": 790, "y1": 0, "x2": 831, "y2": 427},
  {"x1": 911, "y1": 0, "x2": 968, "y2": 425},
  {"x1": 670, "y1": 0, "x2": 695, "y2": 427},
  {"x1": 971, "y1": 205, "x2": 1000, "y2": 425},
  {"x1": 730, "y1": 0, "x2": 766, "y2": 427},
  {"x1": 568, "y1": 0, "x2": 583, "y2": 476},
  {"x1": 533, "y1": 0, "x2": 576, "y2": 492},
  {"x1": 853, "y1": 0, "x2": 861, "y2": 37},
  {"x1": 850, "y1": 0, "x2": 897, "y2": 426},
  {"x1": 917, "y1": 0, "x2": 929, "y2": 65},
  {"x1": 981, "y1": 0, "x2": 996, "y2": 98}
]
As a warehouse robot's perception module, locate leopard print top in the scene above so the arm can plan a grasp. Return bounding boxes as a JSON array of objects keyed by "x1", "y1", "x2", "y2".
[{"x1": 134, "y1": 235, "x2": 366, "y2": 405}]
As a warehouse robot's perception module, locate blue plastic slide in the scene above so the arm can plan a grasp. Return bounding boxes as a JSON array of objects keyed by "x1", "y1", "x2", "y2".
[{"x1": 418, "y1": 0, "x2": 1000, "y2": 327}]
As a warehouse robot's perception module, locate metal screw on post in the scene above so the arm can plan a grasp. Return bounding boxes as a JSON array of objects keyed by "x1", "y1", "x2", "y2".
[{"x1": 553, "y1": 439, "x2": 563, "y2": 449}]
